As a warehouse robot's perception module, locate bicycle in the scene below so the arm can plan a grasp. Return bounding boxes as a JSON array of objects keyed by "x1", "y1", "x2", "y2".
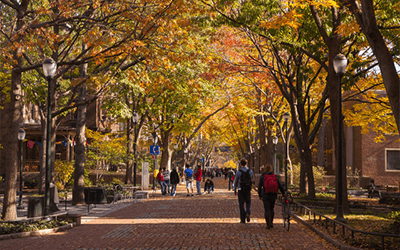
[{"x1": 282, "y1": 192, "x2": 291, "y2": 231}]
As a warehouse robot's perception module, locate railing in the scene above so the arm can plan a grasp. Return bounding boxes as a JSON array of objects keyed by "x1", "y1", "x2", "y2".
[{"x1": 287, "y1": 198, "x2": 400, "y2": 250}]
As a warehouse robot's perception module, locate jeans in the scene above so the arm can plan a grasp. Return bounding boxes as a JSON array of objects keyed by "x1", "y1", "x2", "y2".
[
  {"x1": 164, "y1": 179, "x2": 170, "y2": 193},
  {"x1": 228, "y1": 179, "x2": 233, "y2": 190},
  {"x1": 262, "y1": 194, "x2": 276, "y2": 224},
  {"x1": 238, "y1": 190, "x2": 251, "y2": 223},
  {"x1": 196, "y1": 181, "x2": 201, "y2": 194},
  {"x1": 170, "y1": 184, "x2": 177, "y2": 196},
  {"x1": 205, "y1": 186, "x2": 213, "y2": 193},
  {"x1": 160, "y1": 181, "x2": 167, "y2": 195}
]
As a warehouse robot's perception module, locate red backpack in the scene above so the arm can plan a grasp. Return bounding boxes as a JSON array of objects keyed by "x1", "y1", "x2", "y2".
[{"x1": 263, "y1": 174, "x2": 278, "y2": 193}]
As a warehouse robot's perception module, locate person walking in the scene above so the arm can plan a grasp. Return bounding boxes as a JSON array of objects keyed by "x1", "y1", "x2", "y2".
[
  {"x1": 170, "y1": 168, "x2": 180, "y2": 196},
  {"x1": 204, "y1": 178, "x2": 214, "y2": 194},
  {"x1": 156, "y1": 168, "x2": 167, "y2": 196},
  {"x1": 164, "y1": 168, "x2": 171, "y2": 194},
  {"x1": 184, "y1": 164, "x2": 194, "y2": 196},
  {"x1": 227, "y1": 168, "x2": 234, "y2": 190},
  {"x1": 234, "y1": 159, "x2": 254, "y2": 223},
  {"x1": 194, "y1": 165, "x2": 203, "y2": 195},
  {"x1": 258, "y1": 164, "x2": 285, "y2": 229}
]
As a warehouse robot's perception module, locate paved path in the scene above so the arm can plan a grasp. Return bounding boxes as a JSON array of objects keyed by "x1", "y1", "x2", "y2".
[{"x1": 1, "y1": 177, "x2": 337, "y2": 249}]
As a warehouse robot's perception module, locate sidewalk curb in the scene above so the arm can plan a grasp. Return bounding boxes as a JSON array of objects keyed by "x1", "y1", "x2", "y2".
[
  {"x1": 0, "y1": 222, "x2": 76, "y2": 241},
  {"x1": 291, "y1": 213, "x2": 363, "y2": 250}
]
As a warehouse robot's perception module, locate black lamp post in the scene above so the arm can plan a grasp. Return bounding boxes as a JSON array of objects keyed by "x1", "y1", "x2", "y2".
[
  {"x1": 272, "y1": 136, "x2": 278, "y2": 174},
  {"x1": 17, "y1": 128, "x2": 26, "y2": 209},
  {"x1": 42, "y1": 58, "x2": 57, "y2": 216},
  {"x1": 283, "y1": 112, "x2": 290, "y2": 192},
  {"x1": 333, "y1": 54, "x2": 347, "y2": 223},
  {"x1": 132, "y1": 112, "x2": 139, "y2": 187},
  {"x1": 257, "y1": 142, "x2": 261, "y2": 173},
  {"x1": 152, "y1": 131, "x2": 158, "y2": 191}
]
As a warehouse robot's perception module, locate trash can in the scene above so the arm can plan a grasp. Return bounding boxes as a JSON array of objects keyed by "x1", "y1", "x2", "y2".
[
  {"x1": 27, "y1": 197, "x2": 44, "y2": 218},
  {"x1": 84, "y1": 187, "x2": 107, "y2": 204}
]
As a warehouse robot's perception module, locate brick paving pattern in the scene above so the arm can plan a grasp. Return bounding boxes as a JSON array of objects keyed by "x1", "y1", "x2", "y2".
[{"x1": 0, "y1": 177, "x2": 337, "y2": 249}]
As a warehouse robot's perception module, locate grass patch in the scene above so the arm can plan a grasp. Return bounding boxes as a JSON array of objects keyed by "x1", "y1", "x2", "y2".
[{"x1": 0, "y1": 219, "x2": 72, "y2": 235}]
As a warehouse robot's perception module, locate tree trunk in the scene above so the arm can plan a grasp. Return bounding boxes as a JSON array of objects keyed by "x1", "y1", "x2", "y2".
[
  {"x1": 1, "y1": 68, "x2": 23, "y2": 220},
  {"x1": 160, "y1": 130, "x2": 172, "y2": 171},
  {"x1": 343, "y1": 0, "x2": 400, "y2": 133},
  {"x1": 125, "y1": 118, "x2": 134, "y2": 184},
  {"x1": 72, "y1": 55, "x2": 88, "y2": 205},
  {"x1": 317, "y1": 117, "x2": 327, "y2": 168},
  {"x1": 72, "y1": 84, "x2": 87, "y2": 205}
]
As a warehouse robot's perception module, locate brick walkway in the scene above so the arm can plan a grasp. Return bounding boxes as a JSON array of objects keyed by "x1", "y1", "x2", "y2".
[{"x1": 1, "y1": 177, "x2": 337, "y2": 249}]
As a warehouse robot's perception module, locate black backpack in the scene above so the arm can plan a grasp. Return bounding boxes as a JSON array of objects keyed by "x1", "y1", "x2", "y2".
[{"x1": 239, "y1": 169, "x2": 252, "y2": 192}]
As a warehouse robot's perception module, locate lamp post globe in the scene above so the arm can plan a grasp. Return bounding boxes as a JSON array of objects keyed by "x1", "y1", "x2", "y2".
[
  {"x1": 272, "y1": 136, "x2": 278, "y2": 174},
  {"x1": 283, "y1": 112, "x2": 290, "y2": 123},
  {"x1": 333, "y1": 53, "x2": 347, "y2": 223},
  {"x1": 333, "y1": 54, "x2": 347, "y2": 77},
  {"x1": 42, "y1": 58, "x2": 57, "y2": 79},
  {"x1": 17, "y1": 128, "x2": 26, "y2": 209},
  {"x1": 18, "y1": 128, "x2": 26, "y2": 141},
  {"x1": 42, "y1": 58, "x2": 57, "y2": 216}
]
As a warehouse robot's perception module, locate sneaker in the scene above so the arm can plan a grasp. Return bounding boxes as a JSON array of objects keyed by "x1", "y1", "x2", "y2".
[
  {"x1": 187, "y1": 194, "x2": 190, "y2": 196},
  {"x1": 246, "y1": 214, "x2": 250, "y2": 222},
  {"x1": 191, "y1": 194, "x2": 194, "y2": 196}
]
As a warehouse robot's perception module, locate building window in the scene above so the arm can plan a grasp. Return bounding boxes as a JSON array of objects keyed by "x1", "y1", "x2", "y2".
[{"x1": 386, "y1": 149, "x2": 400, "y2": 171}]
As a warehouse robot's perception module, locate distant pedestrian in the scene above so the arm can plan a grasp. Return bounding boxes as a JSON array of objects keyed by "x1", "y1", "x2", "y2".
[
  {"x1": 227, "y1": 168, "x2": 234, "y2": 190},
  {"x1": 234, "y1": 159, "x2": 254, "y2": 223},
  {"x1": 258, "y1": 164, "x2": 285, "y2": 229},
  {"x1": 164, "y1": 168, "x2": 171, "y2": 194},
  {"x1": 156, "y1": 168, "x2": 167, "y2": 196},
  {"x1": 184, "y1": 164, "x2": 194, "y2": 196},
  {"x1": 194, "y1": 165, "x2": 203, "y2": 195},
  {"x1": 204, "y1": 179, "x2": 214, "y2": 194},
  {"x1": 368, "y1": 179, "x2": 382, "y2": 198},
  {"x1": 170, "y1": 168, "x2": 180, "y2": 196}
]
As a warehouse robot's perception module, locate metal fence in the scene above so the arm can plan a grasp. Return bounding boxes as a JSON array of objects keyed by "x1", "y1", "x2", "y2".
[{"x1": 288, "y1": 199, "x2": 400, "y2": 250}]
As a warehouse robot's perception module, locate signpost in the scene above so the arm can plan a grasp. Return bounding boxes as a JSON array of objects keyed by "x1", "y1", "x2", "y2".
[
  {"x1": 150, "y1": 145, "x2": 159, "y2": 191},
  {"x1": 150, "y1": 145, "x2": 160, "y2": 155}
]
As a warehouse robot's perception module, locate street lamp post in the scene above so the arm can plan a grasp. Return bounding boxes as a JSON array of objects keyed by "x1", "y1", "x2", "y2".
[
  {"x1": 272, "y1": 136, "x2": 278, "y2": 174},
  {"x1": 333, "y1": 54, "x2": 348, "y2": 223},
  {"x1": 17, "y1": 128, "x2": 26, "y2": 209},
  {"x1": 283, "y1": 112, "x2": 290, "y2": 192},
  {"x1": 42, "y1": 58, "x2": 57, "y2": 216},
  {"x1": 152, "y1": 131, "x2": 158, "y2": 191},
  {"x1": 132, "y1": 112, "x2": 139, "y2": 187},
  {"x1": 257, "y1": 143, "x2": 261, "y2": 173}
]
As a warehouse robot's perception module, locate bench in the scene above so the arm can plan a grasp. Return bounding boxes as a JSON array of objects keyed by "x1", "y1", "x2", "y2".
[
  {"x1": 112, "y1": 185, "x2": 138, "y2": 203},
  {"x1": 134, "y1": 191, "x2": 149, "y2": 203}
]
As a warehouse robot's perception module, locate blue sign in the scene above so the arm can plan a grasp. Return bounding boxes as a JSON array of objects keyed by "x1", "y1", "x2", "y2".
[
  {"x1": 201, "y1": 158, "x2": 205, "y2": 163},
  {"x1": 150, "y1": 145, "x2": 160, "y2": 155}
]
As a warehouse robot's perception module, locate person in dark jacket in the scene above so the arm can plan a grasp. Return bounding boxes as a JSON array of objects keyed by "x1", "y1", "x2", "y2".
[
  {"x1": 258, "y1": 164, "x2": 285, "y2": 229},
  {"x1": 204, "y1": 179, "x2": 214, "y2": 194},
  {"x1": 170, "y1": 168, "x2": 180, "y2": 197}
]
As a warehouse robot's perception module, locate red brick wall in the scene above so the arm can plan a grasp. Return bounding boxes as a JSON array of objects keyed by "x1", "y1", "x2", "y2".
[{"x1": 361, "y1": 130, "x2": 400, "y2": 186}]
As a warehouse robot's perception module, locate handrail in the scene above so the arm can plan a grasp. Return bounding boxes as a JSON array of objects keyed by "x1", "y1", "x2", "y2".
[{"x1": 285, "y1": 197, "x2": 400, "y2": 250}]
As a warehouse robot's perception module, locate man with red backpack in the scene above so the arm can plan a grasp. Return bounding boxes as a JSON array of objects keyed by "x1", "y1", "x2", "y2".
[{"x1": 258, "y1": 164, "x2": 286, "y2": 229}]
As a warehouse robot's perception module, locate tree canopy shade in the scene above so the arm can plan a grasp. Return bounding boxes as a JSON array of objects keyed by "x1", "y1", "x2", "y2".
[{"x1": 0, "y1": 0, "x2": 207, "y2": 218}]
